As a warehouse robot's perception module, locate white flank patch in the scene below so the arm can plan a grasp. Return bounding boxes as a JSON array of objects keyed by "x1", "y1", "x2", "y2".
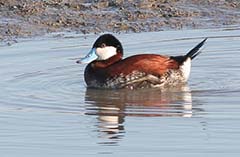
[
  {"x1": 180, "y1": 57, "x2": 191, "y2": 81},
  {"x1": 96, "y1": 46, "x2": 117, "y2": 60}
]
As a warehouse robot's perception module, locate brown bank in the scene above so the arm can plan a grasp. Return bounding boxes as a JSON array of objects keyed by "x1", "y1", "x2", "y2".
[{"x1": 0, "y1": 0, "x2": 240, "y2": 41}]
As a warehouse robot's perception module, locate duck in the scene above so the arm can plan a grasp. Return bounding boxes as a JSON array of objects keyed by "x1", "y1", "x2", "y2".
[{"x1": 76, "y1": 34, "x2": 207, "y2": 89}]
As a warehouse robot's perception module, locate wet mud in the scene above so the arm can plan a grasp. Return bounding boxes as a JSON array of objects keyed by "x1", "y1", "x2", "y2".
[{"x1": 0, "y1": 0, "x2": 240, "y2": 41}]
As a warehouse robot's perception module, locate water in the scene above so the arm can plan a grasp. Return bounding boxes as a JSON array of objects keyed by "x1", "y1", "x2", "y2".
[{"x1": 0, "y1": 27, "x2": 240, "y2": 156}]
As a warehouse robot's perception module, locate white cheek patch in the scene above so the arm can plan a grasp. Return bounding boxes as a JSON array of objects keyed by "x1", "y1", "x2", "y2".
[{"x1": 96, "y1": 46, "x2": 117, "y2": 60}]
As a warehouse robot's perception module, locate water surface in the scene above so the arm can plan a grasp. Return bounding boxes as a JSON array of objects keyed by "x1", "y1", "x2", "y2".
[{"x1": 1, "y1": 27, "x2": 240, "y2": 156}]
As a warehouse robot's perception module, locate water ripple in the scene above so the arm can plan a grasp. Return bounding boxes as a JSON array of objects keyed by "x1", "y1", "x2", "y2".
[{"x1": 2, "y1": 64, "x2": 85, "y2": 114}]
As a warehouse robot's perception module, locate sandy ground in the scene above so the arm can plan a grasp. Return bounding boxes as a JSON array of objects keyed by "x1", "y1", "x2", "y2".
[{"x1": 0, "y1": 0, "x2": 240, "y2": 42}]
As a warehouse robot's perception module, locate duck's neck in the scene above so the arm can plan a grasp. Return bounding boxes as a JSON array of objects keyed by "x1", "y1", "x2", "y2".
[{"x1": 93, "y1": 53, "x2": 123, "y2": 68}]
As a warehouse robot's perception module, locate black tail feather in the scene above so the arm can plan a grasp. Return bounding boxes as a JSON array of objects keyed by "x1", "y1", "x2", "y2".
[
  {"x1": 185, "y1": 38, "x2": 207, "y2": 60},
  {"x1": 170, "y1": 38, "x2": 207, "y2": 65}
]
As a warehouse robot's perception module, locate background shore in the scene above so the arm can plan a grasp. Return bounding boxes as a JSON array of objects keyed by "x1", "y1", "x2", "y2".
[{"x1": 0, "y1": 0, "x2": 240, "y2": 41}]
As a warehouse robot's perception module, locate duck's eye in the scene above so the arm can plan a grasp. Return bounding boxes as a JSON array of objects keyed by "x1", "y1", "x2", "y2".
[{"x1": 101, "y1": 43, "x2": 106, "y2": 48}]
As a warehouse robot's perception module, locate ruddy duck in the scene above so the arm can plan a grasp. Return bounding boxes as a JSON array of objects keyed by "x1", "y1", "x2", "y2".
[{"x1": 76, "y1": 34, "x2": 207, "y2": 89}]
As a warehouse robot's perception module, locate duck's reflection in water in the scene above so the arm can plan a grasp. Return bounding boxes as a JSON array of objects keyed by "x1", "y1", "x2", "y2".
[{"x1": 84, "y1": 85, "x2": 196, "y2": 145}]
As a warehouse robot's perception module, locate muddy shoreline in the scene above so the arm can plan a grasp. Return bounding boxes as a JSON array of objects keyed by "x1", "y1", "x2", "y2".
[{"x1": 0, "y1": 0, "x2": 240, "y2": 42}]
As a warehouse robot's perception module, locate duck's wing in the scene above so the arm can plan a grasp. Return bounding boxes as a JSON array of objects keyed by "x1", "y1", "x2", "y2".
[
  {"x1": 107, "y1": 54, "x2": 179, "y2": 76},
  {"x1": 101, "y1": 54, "x2": 180, "y2": 88}
]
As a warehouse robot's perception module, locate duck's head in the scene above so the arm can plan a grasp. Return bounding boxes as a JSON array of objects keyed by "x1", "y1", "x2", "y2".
[{"x1": 76, "y1": 34, "x2": 123, "y2": 64}]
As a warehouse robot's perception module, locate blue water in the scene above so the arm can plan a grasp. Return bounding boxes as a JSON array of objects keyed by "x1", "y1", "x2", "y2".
[{"x1": 0, "y1": 27, "x2": 240, "y2": 156}]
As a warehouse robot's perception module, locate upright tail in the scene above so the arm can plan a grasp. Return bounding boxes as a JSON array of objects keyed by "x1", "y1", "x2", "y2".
[
  {"x1": 185, "y1": 38, "x2": 207, "y2": 60},
  {"x1": 171, "y1": 38, "x2": 208, "y2": 64}
]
